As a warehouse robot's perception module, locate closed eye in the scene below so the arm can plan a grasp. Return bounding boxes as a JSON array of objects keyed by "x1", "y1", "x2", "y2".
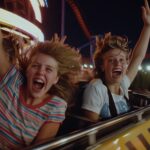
[
  {"x1": 46, "y1": 67, "x2": 53, "y2": 73},
  {"x1": 108, "y1": 58, "x2": 114, "y2": 63},
  {"x1": 119, "y1": 58, "x2": 126, "y2": 64},
  {"x1": 31, "y1": 64, "x2": 39, "y2": 68}
]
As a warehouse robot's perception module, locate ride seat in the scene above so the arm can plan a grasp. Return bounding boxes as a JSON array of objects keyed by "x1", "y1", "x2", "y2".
[{"x1": 57, "y1": 81, "x2": 94, "y2": 136}]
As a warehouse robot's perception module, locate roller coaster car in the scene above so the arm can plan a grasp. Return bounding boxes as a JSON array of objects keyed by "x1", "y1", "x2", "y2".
[{"x1": 25, "y1": 90, "x2": 150, "y2": 150}]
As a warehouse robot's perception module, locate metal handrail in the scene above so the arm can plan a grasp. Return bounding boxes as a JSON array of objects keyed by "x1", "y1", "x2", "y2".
[{"x1": 26, "y1": 105, "x2": 150, "y2": 150}]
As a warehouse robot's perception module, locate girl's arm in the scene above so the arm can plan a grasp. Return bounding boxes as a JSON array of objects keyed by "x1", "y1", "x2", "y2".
[
  {"x1": 0, "y1": 31, "x2": 11, "y2": 76},
  {"x1": 32, "y1": 122, "x2": 60, "y2": 144},
  {"x1": 127, "y1": 0, "x2": 150, "y2": 82}
]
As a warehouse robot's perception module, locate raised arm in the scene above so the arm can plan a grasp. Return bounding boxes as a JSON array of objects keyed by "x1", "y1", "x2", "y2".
[
  {"x1": 0, "y1": 31, "x2": 11, "y2": 76},
  {"x1": 127, "y1": 0, "x2": 150, "y2": 82}
]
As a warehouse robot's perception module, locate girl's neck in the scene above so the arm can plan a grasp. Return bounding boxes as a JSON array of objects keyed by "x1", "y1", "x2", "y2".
[
  {"x1": 23, "y1": 86, "x2": 49, "y2": 106},
  {"x1": 107, "y1": 83, "x2": 121, "y2": 95}
]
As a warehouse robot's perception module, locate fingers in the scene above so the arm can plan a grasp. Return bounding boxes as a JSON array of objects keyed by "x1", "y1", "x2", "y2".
[
  {"x1": 142, "y1": 6, "x2": 147, "y2": 17},
  {"x1": 144, "y1": 0, "x2": 150, "y2": 14},
  {"x1": 142, "y1": 0, "x2": 150, "y2": 25},
  {"x1": 144, "y1": 0, "x2": 149, "y2": 10}
]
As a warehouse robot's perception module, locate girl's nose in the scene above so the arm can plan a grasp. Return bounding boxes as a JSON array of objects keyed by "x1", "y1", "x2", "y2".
[
  {"x1": 38, "y1": 66, "x2": 45, "y2": 74},
  {"x1": 114, "y1": 59, "x2": 121, "y2": 65}
]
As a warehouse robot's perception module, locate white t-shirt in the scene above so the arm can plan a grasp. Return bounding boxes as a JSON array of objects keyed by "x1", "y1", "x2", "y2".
[{"x1": 82, "y1": 76, "x2": 131, "y2": 118}]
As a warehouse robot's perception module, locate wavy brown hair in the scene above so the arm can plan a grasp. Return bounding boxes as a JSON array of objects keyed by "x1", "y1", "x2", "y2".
[
  {"x1": 94, "y1": 33, "x2": 131, "y2": 79},
  {"x1": 1, "y1": 31, "x2": 81, "y2": 103},
  {"x1": 23, "y1": 40, "x2": 81, "y2": 103},
  {"x1": 1, "y1": 30, "x2": 30, "y2": 65}
]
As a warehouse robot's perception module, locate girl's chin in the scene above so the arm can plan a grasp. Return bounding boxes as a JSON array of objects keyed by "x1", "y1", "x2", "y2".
[
  {"x1": 108, "y1": 77, "x2": 123, "y2": 83},
  {"x1": 30, "y1": 91, "x2": 45, "y2": 99}
]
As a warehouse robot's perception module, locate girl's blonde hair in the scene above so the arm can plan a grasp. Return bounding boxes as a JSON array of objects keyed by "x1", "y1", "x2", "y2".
[
  {"x1": 94, "y1": 32, "x2": 131, "y2": 78},
  {"x1": 22, "y1": 40, "x2": 81, "y2": 103},
  {"x1": 1, "y1": 31, "x2": 81, "y2": 103}
]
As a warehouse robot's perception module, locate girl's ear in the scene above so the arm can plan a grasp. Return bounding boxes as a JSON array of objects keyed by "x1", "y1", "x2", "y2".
[
  {"x1": 53, "y1": 76, "x2": 59, "y2": 85},
  {"x1": 126, "y1": 56, "x2": 129, "y2": 65},
  {"x1": 100, "y1": 64, "x2": 105, "y2": 72}
]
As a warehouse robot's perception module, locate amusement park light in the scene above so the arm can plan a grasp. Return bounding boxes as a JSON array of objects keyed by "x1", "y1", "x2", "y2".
[
  {"x1": 0, "y1": 8, "x2": 44, "y2": 41},
  {"x1": 138, "y1": 65, "x2": 142, "y2": 70},
  {"x1": 146, "y1": 65, "x2": 150, "y2": 71},
  {"x1": 83, "y1": 64, "x2": 88, "y2": 68},
  {"x1": 38, "y1": 0, "x2": 47, "y2": 7},
  {"x1": 89, "y1": 64, "x2": 94, "y2": 69},
  {"x1": 29, "y1": 0, "x2": 42, "y2": 23},
  {"x1": 0, "y1": 27, "x2": 30, "y2": 39},
  {"x1": 37, "y1": 0, "x2": 48, "y2": 7}
]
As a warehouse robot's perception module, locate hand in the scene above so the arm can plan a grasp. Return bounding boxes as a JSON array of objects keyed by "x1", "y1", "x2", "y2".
[
  {"x1": 142, "y1": 0, "x2": 150, "y2": 26},
  {"x1": 16, "y1": 50, "x2": 29, "y2": 71}
]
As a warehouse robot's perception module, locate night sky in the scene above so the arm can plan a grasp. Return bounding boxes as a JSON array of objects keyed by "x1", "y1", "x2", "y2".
[{"x1": 43, "y1": 0, "x2": 149, "y2": 58}]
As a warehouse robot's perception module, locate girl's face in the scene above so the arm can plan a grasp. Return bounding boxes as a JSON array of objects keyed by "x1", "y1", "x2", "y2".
[
  {"x1": 26, "y1": 53, "x2": 59, "y2": 99},
  {"x1": 101, "y1": 48, "x2": 128, "y2": 84}
]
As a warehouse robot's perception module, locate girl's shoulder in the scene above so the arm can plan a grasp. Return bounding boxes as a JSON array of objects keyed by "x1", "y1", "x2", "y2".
[
  {"x1": 51, "y1": 96, "x2": 67, "y2": 106},
  {"x1": 0, "y1": 65, "x2": 24, "y2": 88},
  {"x1": 89, "y1": 78, "x2": 104, "y2": 88},
  {"x1": 84, "y1": 78, "x2": 107, "y2": 96}
]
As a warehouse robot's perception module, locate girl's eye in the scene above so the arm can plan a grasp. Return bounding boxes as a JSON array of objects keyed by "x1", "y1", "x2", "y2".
[
  {"x1": 32, "y1": 64, "x2": 39, "y2": 68},
  {"x1": 120, "y1": 58, "x2": 126, "y2": 63},
  {"x1": 108, "y1": 59, "x2": 114, "y2": 63},
  {"x1": 46, "y1": 68, "x2": 52, "y2": 72}
]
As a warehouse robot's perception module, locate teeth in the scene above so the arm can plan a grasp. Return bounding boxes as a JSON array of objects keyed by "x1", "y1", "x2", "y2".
[
  {"x1": 114, "y1": 69, "x2": 121, "y2": 71},
  {"x1": 34, "y1": 79, "x2": 44, "y2": 83},
  {"x1": 33, "y1": 79, "x2": 45, "y2": 90}
]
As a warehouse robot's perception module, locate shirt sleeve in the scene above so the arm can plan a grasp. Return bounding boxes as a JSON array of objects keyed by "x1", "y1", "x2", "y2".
[
  {"x1": 46, "y1": 96, "x2": 67, "y2": 123},
  {"x1": 122, "y1": 75, "x2": 131, "y2": 88},
  {"x1": 82, "y1": 81, "x2": 104, "y2": 114},
  {"x1": 0, "y1": 65, "x2": 23, "y2": 89},
  {"x1": 121, "y1": 75, "x2": 131, "y2": 98}
]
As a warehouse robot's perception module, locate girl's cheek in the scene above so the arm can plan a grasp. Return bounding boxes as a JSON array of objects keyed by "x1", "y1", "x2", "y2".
[{"x1": 124, "y1": 64, "x2": 128, "y2": 69}]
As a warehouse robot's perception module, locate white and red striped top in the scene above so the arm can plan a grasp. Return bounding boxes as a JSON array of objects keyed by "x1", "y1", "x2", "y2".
[{"x1": 0, "y1": 65, "x2": 67, "y2": 149}]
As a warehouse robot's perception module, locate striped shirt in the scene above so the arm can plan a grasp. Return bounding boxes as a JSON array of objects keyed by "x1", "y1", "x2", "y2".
[{"x1": 0, "y1": 66, "x2": 67, "y2": 149}]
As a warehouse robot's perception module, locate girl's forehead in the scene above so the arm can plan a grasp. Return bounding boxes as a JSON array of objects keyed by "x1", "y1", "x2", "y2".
[
  {"x1": 103, "y1": 48, "x2": 127, "y2": 58},
  {"x1": 31, "y1": 53, "x2": 53, "y2": 61},
  {"x1": 30, "y1": 53, "x2": 58, "y2": 67}
]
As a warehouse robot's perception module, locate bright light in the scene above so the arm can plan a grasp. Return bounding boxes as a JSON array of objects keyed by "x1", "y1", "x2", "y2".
[
  {"x1": 29, "y1": 0, "x2": 42, "y2": 23},
  {"x1": 0, "y1": 27, "x2": 30, "y2": 39},
  {"x1": 138, "y1": 65, "x2": 142, "y2": 70},
  {"x1": 82, "y1": 64, "x2": 94, "y2": 69},
  {"x1": 89, "y1": 64, "x2": 94, "y2": 69},
  {"x1": 0, "y1": 8, "x2": 44, "y2": 41},
  {"x1": 146, "y1": 65, "x2": 150, "y2": 71},
  {"x1": 38, "y1": 0, "x2": 48, "y2": 7},
  {"x1": 38, "y1": 0, "x2": 45, "y2": 7},
  {"x1": 44, "y1": 0, "x2": 48, "y2": 7},
  {"x1": 83, "y1": 64, "x2": 88, "y2": 68}
]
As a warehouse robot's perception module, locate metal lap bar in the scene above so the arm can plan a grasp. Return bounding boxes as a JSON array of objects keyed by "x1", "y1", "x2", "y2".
[{"x1": 25, "y1": 106, "x2": 150, "y2": 150}]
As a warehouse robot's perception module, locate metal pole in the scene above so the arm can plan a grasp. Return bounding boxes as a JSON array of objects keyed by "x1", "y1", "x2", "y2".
[{"x1": 61, "y1": 0, "x2": 65, "y2": 37}]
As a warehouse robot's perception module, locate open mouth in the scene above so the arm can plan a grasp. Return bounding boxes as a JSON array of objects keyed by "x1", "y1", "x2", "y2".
[
  {"x1": 112, "y1": 69, "x2": 122, "y2": 76},
  {"x1": 33, "y1": 79, "x2": 45, "y2": 90}
]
